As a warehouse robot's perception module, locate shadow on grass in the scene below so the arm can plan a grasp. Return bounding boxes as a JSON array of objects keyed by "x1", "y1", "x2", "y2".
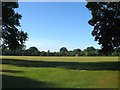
[
  {"x1": 2, "y1": 74, "x2": 118, "y2": 89},
  {"x1": 1, "y1": 59, "x2": 119, "y2": 71},
  {"x1": 0, "y1": 70, "x2": 23, "y2": 73},
  {"x1": 2, "y1": 74, "x2": 55, "y2": 88}
]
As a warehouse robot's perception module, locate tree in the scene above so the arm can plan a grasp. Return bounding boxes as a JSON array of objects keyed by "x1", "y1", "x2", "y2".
[
  {"x1": 53, "y1": 52, "x2": 59, "y2": 56},
  {"x1": 40, "y1": 51, "x2": 47, "y2": 56},
  {"x1": 112, "y1": 47, "x2": 120, "y2": 56},
  {"x1": 27, "y1": 46, "x2": 40, "y2": 56},
  {"x1": 95, "y1": 49, "x2": 100, "y2": 56},
  {"x1": 83, "y1": 46, "x2": 96, "y2": 56},
  {"x1": 67, "y1": 51, "x2": 74, "y2": 56},
  {"x1": 59, "y1": 47, "x2": 68, "y2": 56},
  {"x1": 15, "y1": 45, "x2": 26, "y2": 56},
  {"x1": 47, "y1": 50, "x2": 50, "y2": 56},
  {"x1": 73, "y1": 48, "x2": 82, "y2": 56},
  {"x1": 86, "y1": 2, "x2": 120, "y2": 55},
  {"x1": 2, "y1": 2, "x2": 28, "y2": 50}
]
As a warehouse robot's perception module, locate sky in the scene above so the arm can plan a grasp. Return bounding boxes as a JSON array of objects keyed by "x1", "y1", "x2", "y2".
[{"x1": 16, "y1": 2, "x2": 101, "y2": 52}]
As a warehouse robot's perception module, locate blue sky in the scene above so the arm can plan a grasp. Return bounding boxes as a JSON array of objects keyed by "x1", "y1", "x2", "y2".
[{"x1": 16, "y1": 2, "x2": 101, "y2": 52}]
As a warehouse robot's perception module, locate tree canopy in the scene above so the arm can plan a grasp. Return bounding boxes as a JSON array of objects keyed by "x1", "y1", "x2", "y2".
[
  {"x1": 2, "y1": 2, "x2": 28, "y2": 50},
  {"x1": 59, "y1": 47, "x2": 68, "y2": 56},
  {"x1": 2, "y1": 46, "x2": 120, "y2": 56},
  {"x1": 86, "y1": 2, "x2": 120, "y2": 55}
]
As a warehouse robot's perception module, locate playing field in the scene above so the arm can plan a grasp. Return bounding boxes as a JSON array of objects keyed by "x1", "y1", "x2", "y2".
[{"x1": 0, "y1": 56, "x2": 119, "y2": 88}]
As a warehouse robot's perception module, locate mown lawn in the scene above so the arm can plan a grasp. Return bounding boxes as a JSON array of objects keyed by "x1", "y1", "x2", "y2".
[{"x1": 0, "y1": 56, "x2": 119, "y2": 88}]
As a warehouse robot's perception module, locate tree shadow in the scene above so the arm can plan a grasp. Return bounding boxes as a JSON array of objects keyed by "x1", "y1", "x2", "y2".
[
  {"x1": 1, "y1": 59, "x2": 119, "y2": 71},
  {"x1": 0, "y1": 70, "x2": 23, "y2": 73},
  {"x1": 2, "y1": 74, "x2": 55, "y2": 88}
]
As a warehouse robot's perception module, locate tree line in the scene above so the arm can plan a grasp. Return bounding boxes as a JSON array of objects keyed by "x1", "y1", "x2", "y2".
[{"x1": 1, "y1": 46, "x2": 120, "y2": 56}]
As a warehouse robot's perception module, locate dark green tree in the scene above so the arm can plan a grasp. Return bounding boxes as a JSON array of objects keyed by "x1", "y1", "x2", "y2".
[
  {"x1": 27, "y1": 46, "x2": 40, "y2": 56},
  {"x1": 73, "y1": 48, "x2": 81, "y2": 56},
  {"x1": 112, "y1": 47, "x2": 120, "y2": 56},
  {"x1": 2, "y1": 2, "x2": 28, "y2": 50},
  {"x1": 86, "y1": 2, "x2": 120, "y2": 55},
  {"x1": 47, "y1": 50, "x2": 50, "y2": 56},
  {"x1": 67, "y1": 51, "x2": 74, "y2": 56},
  {"x1": 40, "y1": 51, "x2": 47, "y2": 56},
  {"x1": 83, "y1": 46, "x2": 96, "y2": 56},
  {"x1": 95, "y1": 49, "x2": 100, "y2": 56},
  {"x1": 59, "y1": 47, "x2": 68, "y2": 56},
  {"x1": 53, "y1": 52, "x2": 59, "y2": 56}
]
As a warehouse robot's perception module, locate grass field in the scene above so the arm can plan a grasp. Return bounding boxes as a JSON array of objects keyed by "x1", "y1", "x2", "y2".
[{"x1": 0, "y1": 56, "x2": 119, "y2": 88}]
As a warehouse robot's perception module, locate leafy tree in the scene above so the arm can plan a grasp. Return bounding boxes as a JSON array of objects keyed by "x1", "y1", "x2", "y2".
[
  {"x1": 112, "y1": 47, "x2": 120, "y2": 56},
  {"x1": 112, "y1": 52, "x2": 120, "y2": 56},
  {"x1": 83, "y1": 46, "x2": 96, "y2": 56},
  {"x1": 73, "y1": 48, "x2": 81, "y2": 56},
  {"x1": 15, "y1": 45, "x2": 26, "y2": 56},
  {"x1": 53, "y1": 52, "x2": 59, "y2": 56},
  {"x1": 47, "y1": 50, "x2": 50, "y2": 56},
  {"x1": 27, "y1": 46, "x2": 40, "y2": 56},
  {"x1": 40, "y1": 51, "x2": 47, "y2": 56},
  {"x1": 80, "y1": 51, "x2": 84, "y2": 56},
  {"x1": 67, "y1": 51, "x2": 74, "y2": 56},
  {"x1": 86, "y1": 2, "x2": 120, "y2": 55},
  {"x1": 59, "y1": 47, "x2": 68, "y2": 56},
  {"x1": 114, "y1": 47, "x2": 120, "y2": 52},
  {"x1": 2, "y1": 48, "x2": 12, "y2": 55},
  {"x1": 2, "y1": 2, "x2": 28, "y2": 50},
  {"x1": 95, "y1": 49, "x2": 100, "y2": 56}
]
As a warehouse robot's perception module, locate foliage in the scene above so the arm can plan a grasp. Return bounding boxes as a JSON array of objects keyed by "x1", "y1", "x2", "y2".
[
  {"x1": 40, "y1": 51, "x2": 47, "y2": 56},
  {"x1": 26, "y1": 47, "x2": 40, "y2": 56},
  {"x1": 2, "y1": 2, "x2": 28, "y2": 50},
  {"x1": 59, "y1": 47, "x2": 68, "y2": 56},
  {"x1": 73, "y1": 49, "x2": 81, "y2": 56},
  {"x1": 2, "y1": 46, "x2": 120, "y2": 56},
  {"x1": 86, "y1": 2, "x2": 120, "y2": 55},
  {"x1": 83, "y1": 46, "x2": 96, "y2": 56}
]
